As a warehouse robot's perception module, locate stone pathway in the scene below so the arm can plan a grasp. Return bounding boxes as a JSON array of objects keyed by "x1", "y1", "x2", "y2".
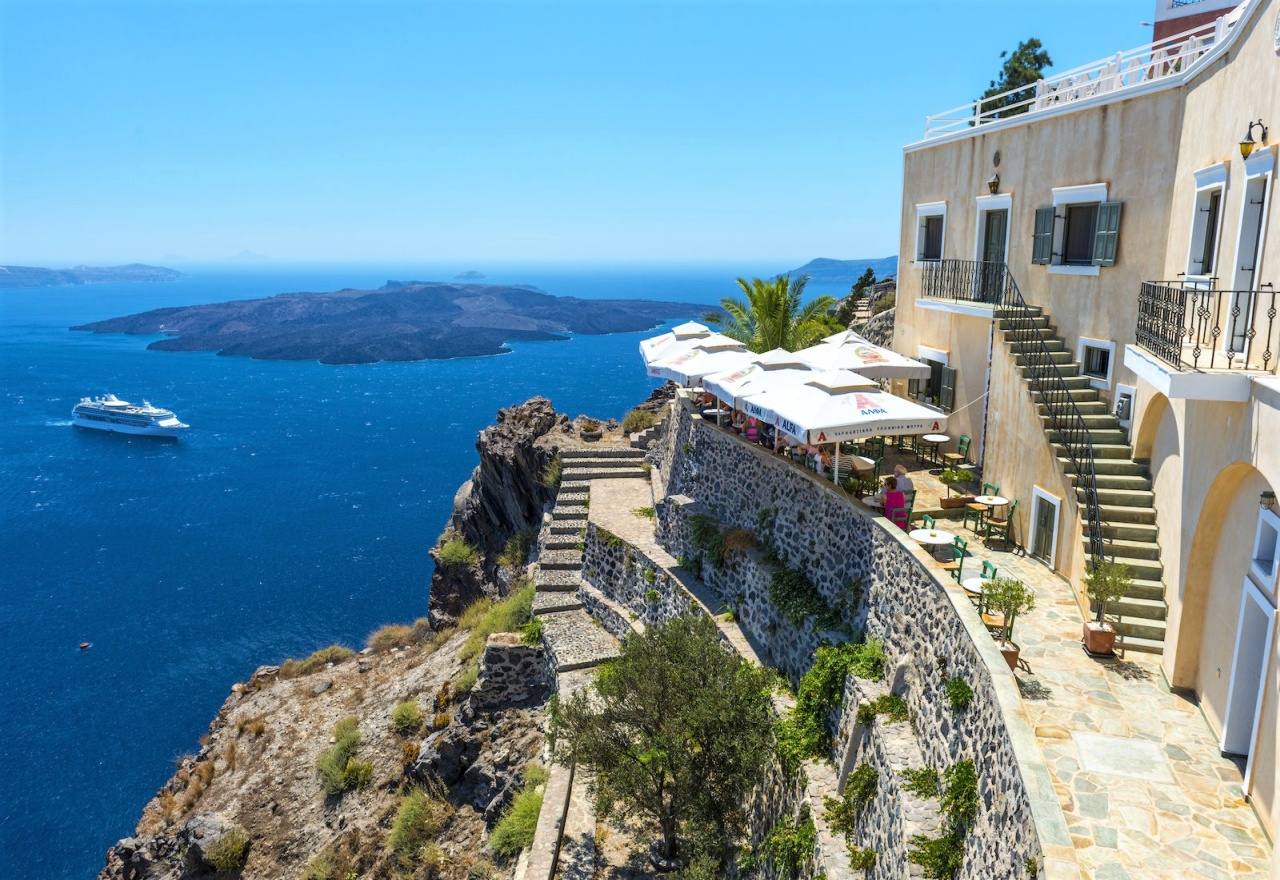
[{"x1": 925, "y1": 527, "x2": 1274, "y2": 878}]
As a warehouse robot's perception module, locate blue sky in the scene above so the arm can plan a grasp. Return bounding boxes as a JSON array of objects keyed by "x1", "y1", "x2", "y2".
[{"x1": 2, "y1": 0, "x2": 1154, "y2": 266}]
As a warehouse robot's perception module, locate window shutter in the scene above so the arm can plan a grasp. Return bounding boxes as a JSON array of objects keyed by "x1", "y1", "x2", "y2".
[
  {"x1": 1093, "y1": 201, "x2": 1122, "y2": 267},
  {"x1": 1032, "y1": 207, "x2": 1055, "y2": 264},
  {"x1": 939, "y1": 367, "x2": 957, "y2": 412}
]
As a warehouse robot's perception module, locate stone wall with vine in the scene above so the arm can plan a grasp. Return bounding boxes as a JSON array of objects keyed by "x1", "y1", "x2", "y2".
[{"x1": 647, "y1": 399, "x2": 1069, "y2": 880}]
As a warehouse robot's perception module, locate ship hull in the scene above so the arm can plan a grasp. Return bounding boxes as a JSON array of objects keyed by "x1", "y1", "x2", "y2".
[{"x1": 72, "y1": 414, "x2": 187, "y2": 438}]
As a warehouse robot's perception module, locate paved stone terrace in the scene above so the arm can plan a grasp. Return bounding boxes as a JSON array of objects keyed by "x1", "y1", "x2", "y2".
[{"x1": 901, "y1": 515, "x2": 1274, "y2": 878}]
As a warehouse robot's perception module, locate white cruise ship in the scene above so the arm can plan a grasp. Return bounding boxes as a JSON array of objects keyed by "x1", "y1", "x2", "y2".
[{"x1": 72, "y1": 395, "x2": 189, "y2": 438}]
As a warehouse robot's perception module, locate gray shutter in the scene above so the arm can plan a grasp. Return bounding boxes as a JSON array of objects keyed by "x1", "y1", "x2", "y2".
[
  {"x1": 1093, "y1": 201, "x2": 1122, "y2": 267},
  {"x1": 1032, "y1": 207, "x2": 1055, "y2": 264},
  {"x1": 939, "y1": 367, "x2": 957, "y2": 412}
]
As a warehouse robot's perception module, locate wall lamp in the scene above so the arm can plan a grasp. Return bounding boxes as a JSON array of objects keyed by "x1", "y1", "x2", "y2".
[
  {"x1": 987, "y1": 174, "x2": 1001, "y2": 195},
  {"x1": 1240, "y1": 120, "x2": 1268, "y2": 159},
  {"x1": 1261, "y1": 490, "x2": 1276, "y2": 510}
]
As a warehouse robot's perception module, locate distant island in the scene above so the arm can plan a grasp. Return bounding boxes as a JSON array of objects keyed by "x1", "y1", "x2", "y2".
[
  {"x1": 72, "y1": 281, "x2": 705, "y2": 364},
  {"x1": 454, "y1": 270, "x2": 486, "y2": 280},
  {"x1": 0, "y1": 263, "x2": 183, "y2": 289},
  {"x1": 785, "y1": 256, "x2": 897, "y2": 284}
]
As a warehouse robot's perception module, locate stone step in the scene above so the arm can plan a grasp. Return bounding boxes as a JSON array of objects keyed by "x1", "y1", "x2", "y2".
[
  {"x1": 540, "y1": 609, "x2": 622, "y2": 672},
  {"x1": 562, "y1": 467, "x2": 649, "y2": 481},
  {"x1": 1068, "y1": 472, "x2": 1152, "y2": 491},
  {"x1": 534, "y1": 569, "x2": 581, "y2": 592},
  {"x1": 541, "y1": 549, "x2": 584, "y2": 570},
  {"x1": 559, "y1": 480, "x2": 591, "y2": 491},
  {"x1": 1060, "y1": 456, "x2": 1146, "y2": 476},
  {"x1": 553, "y1": 504, "x2": 590, "y2": 520},
  {"x1": 556, "y1": 491, "x2": 589, "y2": 504},
  {"x1": 1093, "y1": 503, "x2": 1157, "y2": 524},
  {"x1": 1110, "y1": 617, "x2": 1167, "y2": 645},
  {"x1": 542, "y1": 535, "x2": 583, "y2": 551},
  {"x1": 1021, "y1": 362, "x2": 1081, "y2": 379},
  {"x1": 1038, "y1": 396, "x2": 1107, "y2": 414},
  {"x1": 1050, "y1": 428, "x2": 1128, "y2": 445},
  {"x1": 550, "y1": 519, "x2": 587, "y2": 535},
  {"x1": 1011, "y1": 338, "x2": 1068, "y2": 354},
  {"x1": 1091, "y1": 595, "x2": 1167, "y2": 621},
  {"x1": 1083, "y1": 536, "x2": 1162, "y2": 561},
  {"x1": 1083, "y1": 519, "x2": 1159, "y2": 542},
  {"x1": 1080, "y1": 487, "x2": 1155, "y2": 507},
  {"x1": 1052, "y1": 442, "x2": 1134, "y2": 460},
  {"x1": 558, "y1": 455, "x2": 646, "y2": 468},
  {"x1": 1096, "y1": 553, "x2": 1163, "y2": 581},
  {"x1": 559, "y1": 449, "x2": 647, "y2": 463},
  {"x1": 533, "y1": 590, "x2": 583, "y2": 615},
  {"x1": 1014, "y1": 349, "x2": 1075, "y2": 366},
  {"x1": 1115, "y1": 634, "x2": 1165, "y2": 655},
  {"x1": 1039, "y1": 411, "x2": 1120, "y2": 430},
  {"x1": 1123, "y1": 578, "x2": 1168, "y2": 602}
]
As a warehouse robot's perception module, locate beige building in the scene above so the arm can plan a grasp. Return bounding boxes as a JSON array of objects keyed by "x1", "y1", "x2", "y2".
[{"x1": 892, "y1": 0, "x2": 1280, "y2": 841}]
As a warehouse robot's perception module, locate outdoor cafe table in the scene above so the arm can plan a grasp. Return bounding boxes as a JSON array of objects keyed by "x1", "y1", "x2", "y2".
[
  {"x1": 921, "y1": 433, "x2": 949, "y2": 466},
  {"x1": 961, "y1": 576, "x2": 990, "y2": 598},
  {"x1": 973, "y1": 495, "x2": 1008, "y2": 508},
  {"x1": 701, "y1": 407, "x2": 730, "y2": 422},
  {"x1": 849, "y1": 455, "x2": 876, "y2": 474},
  {"x1": 909, "y1": 527, "x2": 956, "y2": 560}
]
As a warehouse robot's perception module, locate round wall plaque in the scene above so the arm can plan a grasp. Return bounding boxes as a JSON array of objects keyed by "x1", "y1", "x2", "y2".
[{"x1": 993, "y1": 150, "x2": 1002, "y2": 168}]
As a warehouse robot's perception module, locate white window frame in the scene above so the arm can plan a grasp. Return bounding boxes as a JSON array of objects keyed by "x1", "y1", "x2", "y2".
[
  {"x1": 1184, "y1": 163, "x2": 1229, "y2": 284},
  {"x1": 1048, "y1": 183, "x2": 1108, "y2": 276},
  {"x1": 1029, "y1": 486, "x2": 1061, "y2": 569},
  {"x1": 914, "y1": 201, "x2": 947, "y2": 265},
  {"x1": 1077, "y1": 337, "x2": 1116, "y2": 390},
  {"x1": 1250, "y1": 505, "x2": 1280, "y2": 596},
  {"x1": 1231, "y1": 147, "x2": 1275, "y2": 293},
  {"x1": 917, "y1": 344, "x2": 948, "y2": 365},
  {"x1": 972, "y1": 193, "x2": 1012, "y2": 263}
]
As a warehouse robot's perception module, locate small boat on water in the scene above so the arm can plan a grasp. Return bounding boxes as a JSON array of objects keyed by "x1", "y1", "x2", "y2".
[{"x1": 72, "y1": 394, "x2": 189, "y2": 438}]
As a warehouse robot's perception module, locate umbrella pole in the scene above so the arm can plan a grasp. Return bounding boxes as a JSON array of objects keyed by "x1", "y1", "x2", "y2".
[{"x1": 834, "y1": 444, "x2": 840, "y2": 487}]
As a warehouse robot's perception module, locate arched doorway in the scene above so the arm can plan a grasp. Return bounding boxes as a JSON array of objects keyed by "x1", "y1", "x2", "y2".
[{"x1": 1132, "y1": 391, "x2": 1171, "y2": 462}]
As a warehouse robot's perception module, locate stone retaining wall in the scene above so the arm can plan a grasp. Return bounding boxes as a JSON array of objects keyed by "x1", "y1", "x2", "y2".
[
  {"x1": 649, "y1": 399, "x2": 1074, "y2": 880},
  {"x1": 472, "y1": 633, "x2": 553, "y2": 709}
]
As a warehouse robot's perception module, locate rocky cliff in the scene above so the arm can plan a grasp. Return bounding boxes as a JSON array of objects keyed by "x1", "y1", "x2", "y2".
[{"x1": 428, "y1": 397, "x2": 568, "y2": 625}]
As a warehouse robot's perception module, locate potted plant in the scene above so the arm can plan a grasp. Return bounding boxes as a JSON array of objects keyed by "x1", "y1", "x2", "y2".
[
  {"x1": 937, "y1": 468, "x2": 974, "y2": 509},
  {"x1": 984, "y1": 576, "x2": 1036, "y2": 670},
  {"x1": 579, "y1": 419, "x2": 602, "y2": 442},
  {"x1": 1082, "y1": 559, "x2": 1132, "y2": 656}
]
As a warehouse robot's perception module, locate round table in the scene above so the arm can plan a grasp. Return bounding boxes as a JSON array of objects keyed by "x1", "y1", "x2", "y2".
[
  {"x1": 973, "y1": 495, "x2": 1008, "y2": 508},
  {"x1": 701, "y1": 407, "x2": 730, "y2": 420},
  {"x1": 909, "y1": 527, "x2": 956, "y2": 560},
  {"x1": 961, "y1": 576, "x2": 989, "y2": 598},
  {"x1": 922, "y1": 433, "x2": 950, "y2": 465}
]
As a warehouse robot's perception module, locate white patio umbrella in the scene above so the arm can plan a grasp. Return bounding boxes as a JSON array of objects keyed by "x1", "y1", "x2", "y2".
[
  {"x1": 646, "y1": 345, "x2": 755, "y2": 385},
  {"x1": 742, "y1": 371, "x2": 947, "y2": 482},
  {"x1": 702, "y1": 349, "x2": 814, "y2": 411},
  {"x1": 639, "y1": 321, "x2": 719, "y2": 364},
  {"x1": 793, "y1": 335, "x2": 931, "y2": 380},
  {"x1": 640, "y1": 328, "x2": 744, "y2": 368}
]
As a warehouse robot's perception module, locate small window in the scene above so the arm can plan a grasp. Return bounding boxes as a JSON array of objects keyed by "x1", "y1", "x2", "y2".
[
  {"x1": 922, "y1": 216, "x2": 944, "y2": 261},
  {"x1": 1083, "y1": 345, "x2": 1110, "y2": 379},
  {"x1": 1063, "y1": 204, "x2": 1098, "y2": 265},
  {"x1": 1188, "y1": 187, "x2": 1223, "y2": 277}
]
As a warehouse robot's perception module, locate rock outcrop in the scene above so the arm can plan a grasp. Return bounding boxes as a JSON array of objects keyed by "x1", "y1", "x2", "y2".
[
  {"x1": 859, "y1": 305, "x2": 895, "y2": 348},
  {"x1": 429, "y1": 397, "x2": 566, "y2": 624}
]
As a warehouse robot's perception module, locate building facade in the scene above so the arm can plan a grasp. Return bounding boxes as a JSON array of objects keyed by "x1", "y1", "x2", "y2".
[{"x1": 893, "y1": 0, "x2": 1279, "y2": 842}]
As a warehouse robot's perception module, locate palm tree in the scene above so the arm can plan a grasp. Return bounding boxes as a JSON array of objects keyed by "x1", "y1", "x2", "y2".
[{"x1": 704, "y1": 274, "x2": 840, "y2": 353}]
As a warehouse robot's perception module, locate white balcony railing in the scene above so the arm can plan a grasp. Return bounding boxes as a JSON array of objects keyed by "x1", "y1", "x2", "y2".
[{"x1": 922, "y1": 14, "x2": 1237, "y2": 139}]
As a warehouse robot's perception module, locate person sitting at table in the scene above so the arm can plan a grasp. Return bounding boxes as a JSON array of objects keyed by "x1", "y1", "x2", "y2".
[
  {"x1": 882, "y1": 477, "x2": 908, "y2": 531},
  {"x1": 892, "y1": 464, "x2": 914, "y2": 494},
  {"x1": 817, "y1": 446, "x2": 833, "y2": 476},
  {"x1": 700, "y1": 390, "x2": 716, "y2": 409},
  {"x1": 743, "y1": 417, "x2": 761, "y2": 443},
  {"x1": 730, "y1": 410, "x2": 745, "y2": 434}
]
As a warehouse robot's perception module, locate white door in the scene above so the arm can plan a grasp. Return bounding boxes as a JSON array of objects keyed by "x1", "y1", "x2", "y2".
[{"x1": 1220, "y1": 579, "x2": 1276, "y2": 767}]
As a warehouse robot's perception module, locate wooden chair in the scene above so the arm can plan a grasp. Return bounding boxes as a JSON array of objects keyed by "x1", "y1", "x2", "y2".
[
  {"x1": 979, "y1": 592, "x2": 1007, "y2": 636},
  {"x1": 939, "y1": 536, "x2": 968, "y2": 581},
  {"x1": 943, "y1": 435, "x2": 971, "y2": 467},
  {"x1": 963, "y1": 482, "x2": 1001, "y2": 533},
  {"x1": 985, "y1": 499, "x2": 1018, "y2": 550},
  {"x1": 921, "y1": 514, "x2": 936, "y2": 530}
]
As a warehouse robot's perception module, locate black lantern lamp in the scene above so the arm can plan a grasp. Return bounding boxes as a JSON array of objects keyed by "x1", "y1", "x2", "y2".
[
  {"x1": 1261, "y1": 490, "x2": 1276, "y2": 510},
  {"x1": 987, "y1": 174, "x2": 1001, "y2": 195},
  {"x1": 1240, "y1": 120, "x2": 1268, "y2": 159}
]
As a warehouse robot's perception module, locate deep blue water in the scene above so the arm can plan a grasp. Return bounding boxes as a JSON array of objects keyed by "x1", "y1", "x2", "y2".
[{"x1": 0, "y1": 263, "x2": 849, "y2": 878}]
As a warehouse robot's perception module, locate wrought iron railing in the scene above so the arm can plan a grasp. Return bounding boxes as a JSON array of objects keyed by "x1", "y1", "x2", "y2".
[
  {"x1": 1136, "y1": 280, "x2": 1278, "y2": 373},
  {"x1": 920, "y1": 259, "x2": 1012, "y2": 306}
]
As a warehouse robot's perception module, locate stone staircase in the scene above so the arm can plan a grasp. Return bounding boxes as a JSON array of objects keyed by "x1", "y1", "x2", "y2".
[
  {"x1": 1000, "y1": 306, "x2": 1168, "y2": 654},
  {"x1": 529, "y1": 447, "x2": 648, "y2": 668},
  {"x1": 629, "y1": 423, "x2": 662, "y2": 450}
]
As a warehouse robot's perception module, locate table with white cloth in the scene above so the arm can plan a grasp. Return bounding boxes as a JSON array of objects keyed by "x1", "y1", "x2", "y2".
[
  {"x1": 909, "y1": 527, "x2": 957, "y2": 561},
  {"x1": 921, "y1": 433, "x2": 949, "y2": 466}
]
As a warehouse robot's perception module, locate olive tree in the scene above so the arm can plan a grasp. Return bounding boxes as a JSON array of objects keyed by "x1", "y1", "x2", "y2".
[{"x1": 550, "y1": 615, "x2": 774, "y2": 866}]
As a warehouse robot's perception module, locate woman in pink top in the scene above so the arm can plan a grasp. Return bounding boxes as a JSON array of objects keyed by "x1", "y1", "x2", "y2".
[
  {"x1": 882, "y1": 476, "x2": 908, "y2": 530},
  {"x1": 744, "y1": 417, "x2": 760, "y2": 442}
]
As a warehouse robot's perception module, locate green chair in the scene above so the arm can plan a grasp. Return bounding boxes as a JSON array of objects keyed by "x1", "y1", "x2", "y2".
[
  {"x1": 985, "y1": 499, "x2": 1018, "y2": 550},
  {"x1": 921, "y1": 514, "x2": 936, "y2": 530},
  {"x1": 940, "y1": 536, "x2": 968, "y2": 581},
  {"x1": 980, "y1": 560, "x2": 997, "y2": 580},
  {"x1": 943, "y1": 435, "x2": 971, "y2": 467},
  {"x1": 963, "y1": 482, "x2": 1001, "y2": 533}
]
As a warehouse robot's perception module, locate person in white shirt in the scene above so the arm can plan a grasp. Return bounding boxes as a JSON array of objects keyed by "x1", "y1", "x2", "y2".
[{"x1": 892, "y1": 464, "x2": 914, "y2": 494}]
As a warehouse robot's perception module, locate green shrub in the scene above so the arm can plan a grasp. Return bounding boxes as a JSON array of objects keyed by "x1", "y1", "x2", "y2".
[
  {"x1": 768, "y1": 568, "x2": 826, "y2": 626},
  {"x1": 596, "y1": 527, "x2": 625, "y2": 548},
  {"x1": 460, "y1": 581, "x2": 535, "y2": 663},
  {"x1": 391, "y1": 700, "x2": 425, "y2": 737},
  {"x1": 644, "y1": 589, "x2": 660, "y2": 604},
  {"x1": 278, "y1": 644, "x2": 355, "y2": 679},
  {"x1": 907, "y1": 759, "x2": 978, "y2": 879},
  {"x1": 871, "y1": 290, "x2": 895, "y2": 316},
  {"x1": 203, "y1": 825, "x2": 249, "y2": 870},
  {"x1": 775, "y1": 643, "x2": 867, "y2": 773},
  {"x1": 762, "y1": 810, "x2": 815, "y2": 880},
  {"x1": 848, "y1": 637, "x2": 885, "y2": 680},
  {"x1": 499, "y1": 526, "x2": 539, "y2": 570},
  {"x1": 857, "y1": 693, "x2": 909, "y2": 727},
  {"x1": 944, "y1": 675, "x2": 973, "y2": 711},
  {"x1": 520, "y1": 617, "x2": 545, "y2": 645},
  {"x1": 367, "y1": 624, "x2": 413, "y2": 653},
  {"x1": 455, "y1": 665, "x2": 479, "y2": 695},
  {"x1": 907, "y1": 833, "x2": 964, "y2": 879},
  {"x1": 900, "y1": 766, "x2": 940, "y2": 798},
  {"x1": 489, "y1": 772, "x2": 546, "y2": 858},
  {"x1": 317, "y1": 717, "x2": 364, "y2": 795},
  {"x1": 541, "y1": 456, "x2": 562, "y2": 490},
  {"x1": 845, "y1": 761, "x2": 878, "y2": 811},
  {"x1": 848, "y1": 846, "x2": 877, "y2": 870},
  {"x1": 299, "y1": 853, "x2": 335, "y2": 880},
  {"x1": 621, "y1": 408, "x2": 658, "y2": 434},
  {"x1": 388, "y1": 785, "x2": 453, "y2": 855},
  {"x1": 633, "y1": 506, "x2": 656, "y2": 519},
  {"x1": 439, "y1": 536, "x2": 481, "y2": 568},
  {"x1": 643, "y1": 568, "x2": 656, "y2": 584}
]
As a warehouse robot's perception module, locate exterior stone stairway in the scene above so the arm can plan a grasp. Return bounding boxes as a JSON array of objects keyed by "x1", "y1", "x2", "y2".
[
  {"x1": 1000, "y1": 306, "x2": 1168, "y2": 654},
  {"x1": 629, "y1": 423, "x2": 662, "y2": 449},
  {"x1": 529, "y1": 447, "x2": 648, "y2": 668}
]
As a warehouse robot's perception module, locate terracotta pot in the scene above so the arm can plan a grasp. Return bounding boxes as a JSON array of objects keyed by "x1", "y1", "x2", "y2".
[
  {"x1": 998, "y1": 640, "x2": 1020, "y2": 671},
  {"x1": 1083, "y1": 620, "x2": 1117, "y2": 656},
  {"x1": 939, "y1": 494, "x2": 974, "y2": 510}
]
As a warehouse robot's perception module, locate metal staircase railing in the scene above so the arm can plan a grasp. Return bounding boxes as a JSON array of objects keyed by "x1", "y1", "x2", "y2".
[{"x1": 995, "y1": 267, "x2": 1107, "y2": 569}]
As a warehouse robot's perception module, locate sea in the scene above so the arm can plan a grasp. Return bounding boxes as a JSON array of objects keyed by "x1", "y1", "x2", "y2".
[{"x1": 0, "y1": 263, "x2": 853, "y2": 878}]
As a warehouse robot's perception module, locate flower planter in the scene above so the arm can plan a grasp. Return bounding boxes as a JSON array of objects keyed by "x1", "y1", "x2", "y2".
[
  {"x1": 580, "y1": 429, "x2": 602, "y2": 442},
  {"x1": 998, "y1": 640, "x2": 1021, "y2": 671},
  {"x1": 1082, "y1": 620, "x2": 1117, "y2": 656},
  {"x1": 939, "y1": 494, "x2": 974, "y2": 510}
]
